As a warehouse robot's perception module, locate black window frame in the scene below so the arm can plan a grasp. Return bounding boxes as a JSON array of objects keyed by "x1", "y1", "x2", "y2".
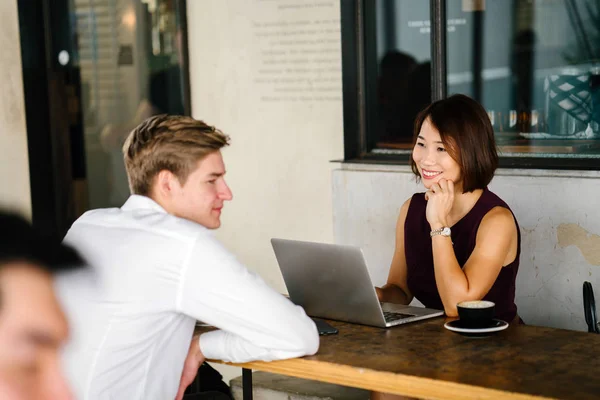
[{"x1": 340, "y1": 0, "x2": 600, "y2": 170}]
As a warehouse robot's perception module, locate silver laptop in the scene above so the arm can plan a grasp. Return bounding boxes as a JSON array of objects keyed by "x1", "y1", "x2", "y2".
[{"x1": 271, "y1": 238, "x2": 444, "y2": 328}]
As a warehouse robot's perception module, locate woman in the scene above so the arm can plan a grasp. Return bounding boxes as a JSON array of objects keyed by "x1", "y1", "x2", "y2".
[{"x1": 376, "y1": 94, "x2": 521, "y2": 323}]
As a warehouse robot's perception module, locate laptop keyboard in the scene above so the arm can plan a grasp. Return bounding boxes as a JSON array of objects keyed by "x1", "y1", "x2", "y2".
[{"x1": 383, "y1": 311, "x2": 416, "y2": 322}]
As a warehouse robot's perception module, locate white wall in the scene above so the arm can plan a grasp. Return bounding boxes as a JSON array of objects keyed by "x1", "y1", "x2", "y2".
[
  {"x1": 187, "y1": 0, "x2": 344, "y2": 290},
  {"x1": 0, "y1": 0, "x2": 31, "y2": 218},
  {"x1": 186, "y1": 0, "x2": 344, "y2": 382},
  {"x1": 333, "y1": 164, "x2": 600, "y2": 332}
]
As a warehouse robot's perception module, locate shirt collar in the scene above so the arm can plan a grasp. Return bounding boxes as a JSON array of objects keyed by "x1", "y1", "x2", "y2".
[{"x1": 121, "y1": 195, "x2": 168, "y2": 214}]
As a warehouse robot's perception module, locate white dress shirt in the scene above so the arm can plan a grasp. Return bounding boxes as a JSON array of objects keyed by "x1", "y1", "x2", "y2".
[{"x1": 56, "y1": 195, "x2": 319, "y2": 400}]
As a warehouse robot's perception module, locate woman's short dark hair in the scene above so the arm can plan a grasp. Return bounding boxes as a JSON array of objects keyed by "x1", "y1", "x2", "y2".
[{"x1": 410, "y1": 94, "x2": 498, "y2": 192}]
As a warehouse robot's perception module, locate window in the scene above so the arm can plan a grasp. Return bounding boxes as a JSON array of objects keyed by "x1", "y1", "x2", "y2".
[
  {"x1": 342, "y1": 0, "x2": 600, "y2": 169},
  {"x1": 74, "y1": 0, "x2": 190, "y2": 209},
  {"x1": 18, "y1": 0, "x2": 191, "y2": 236}
]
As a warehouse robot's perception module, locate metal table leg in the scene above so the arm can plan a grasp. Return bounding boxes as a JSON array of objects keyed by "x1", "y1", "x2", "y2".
[{"x1": 242, "y1": 368, "x2": 253, "y2": 400}]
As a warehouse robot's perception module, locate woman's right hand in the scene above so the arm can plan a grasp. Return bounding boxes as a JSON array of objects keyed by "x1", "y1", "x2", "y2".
[{"x1": 377, "y1": 283, "x2": 412, "y2": 305}]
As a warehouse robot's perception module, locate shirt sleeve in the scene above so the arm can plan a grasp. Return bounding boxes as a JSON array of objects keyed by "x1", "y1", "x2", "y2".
[{"x1": 175, "y1": 233, "x2": 319, "y2": 363}]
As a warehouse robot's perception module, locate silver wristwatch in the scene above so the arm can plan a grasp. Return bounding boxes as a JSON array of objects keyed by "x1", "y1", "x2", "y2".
[{"x1": 430, "y1": 226, "x2": 451, "y2": 238}]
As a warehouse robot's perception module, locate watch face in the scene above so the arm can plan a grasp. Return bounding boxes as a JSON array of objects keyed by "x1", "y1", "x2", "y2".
[{"x1": 442, "y1": 227, "x2": 451, "y2": 236}]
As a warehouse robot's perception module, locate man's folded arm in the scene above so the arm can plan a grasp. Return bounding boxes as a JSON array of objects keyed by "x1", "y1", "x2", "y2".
[{"x1": 176, "y1": 235, "x2": 319, "y2": 363}]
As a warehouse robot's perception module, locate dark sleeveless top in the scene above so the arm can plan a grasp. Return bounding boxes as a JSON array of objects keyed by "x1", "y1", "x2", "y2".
[{"x1": 405, "y1": 188, "x2": 520, "y2": 322}]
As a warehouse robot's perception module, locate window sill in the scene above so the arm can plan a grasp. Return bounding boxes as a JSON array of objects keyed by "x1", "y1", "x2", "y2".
[{"x1": 333, "y1": 158, "x2": 600, "y2": 178}]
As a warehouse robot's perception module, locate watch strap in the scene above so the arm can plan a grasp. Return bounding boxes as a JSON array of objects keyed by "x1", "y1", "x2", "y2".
[{"x1": 430, "y1": 227, "x2": 451, "y2": 238}]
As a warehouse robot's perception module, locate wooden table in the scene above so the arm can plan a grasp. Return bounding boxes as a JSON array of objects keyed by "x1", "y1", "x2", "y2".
[{"x1": 197, "y1": 318, "x2": 600, "y2": 400}]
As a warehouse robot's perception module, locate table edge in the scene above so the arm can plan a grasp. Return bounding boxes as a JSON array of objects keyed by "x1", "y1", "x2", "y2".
[{"x1": 208, "y1": 358, "x2": 554, "y2": 400}]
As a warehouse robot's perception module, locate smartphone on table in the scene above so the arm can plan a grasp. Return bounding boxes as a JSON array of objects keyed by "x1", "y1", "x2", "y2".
[{"x1": 313, "y1": 318, "x2": 339, "y2": 335}]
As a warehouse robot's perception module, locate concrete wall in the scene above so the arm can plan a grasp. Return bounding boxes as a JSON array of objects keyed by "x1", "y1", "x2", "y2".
[
  {"x1": 333, "y1": 164, "x2": 600, "y2": 332},
  {"x1": 0, "y1": 0, "x2": 31, "y2": 218}
]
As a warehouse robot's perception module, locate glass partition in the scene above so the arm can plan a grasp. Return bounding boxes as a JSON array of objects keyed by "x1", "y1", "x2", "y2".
[{"x1": 72, "y1": 0, "x2": 188, "y2": 209}]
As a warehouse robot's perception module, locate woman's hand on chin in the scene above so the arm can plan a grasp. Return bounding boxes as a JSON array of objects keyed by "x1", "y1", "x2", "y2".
[{"x1": 425, "y1": 178, "x2": 454, "y2": 228}]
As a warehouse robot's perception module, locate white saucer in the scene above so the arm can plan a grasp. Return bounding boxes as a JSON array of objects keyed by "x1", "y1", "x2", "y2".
[{"x1": 444, "y1": 319, "x2": 509, "y2": 336}]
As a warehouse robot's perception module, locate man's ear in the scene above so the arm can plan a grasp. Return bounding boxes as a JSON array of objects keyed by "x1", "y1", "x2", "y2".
[{"x1": 154, "y1": 170, "x2": 179, "y2": 199}]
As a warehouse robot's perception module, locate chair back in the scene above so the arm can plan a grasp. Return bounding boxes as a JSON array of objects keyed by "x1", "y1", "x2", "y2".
[{"x1": 583, "y1": 281, "x2": 600, "y2": 333}]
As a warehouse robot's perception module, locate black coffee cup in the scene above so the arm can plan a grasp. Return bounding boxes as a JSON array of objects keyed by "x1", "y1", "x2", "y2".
[{"x1": 456, "y1": 300, "x2": 495, "y2": 328}]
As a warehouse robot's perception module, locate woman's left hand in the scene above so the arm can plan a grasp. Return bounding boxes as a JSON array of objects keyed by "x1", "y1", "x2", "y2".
[{"x1": 425, "y1": 179, "x2": 454, "y2": 229}]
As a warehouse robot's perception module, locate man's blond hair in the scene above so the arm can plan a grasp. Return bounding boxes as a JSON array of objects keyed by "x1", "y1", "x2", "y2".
[{"x1": 123, "y1": 115, "x2": 230, "y2": 196}]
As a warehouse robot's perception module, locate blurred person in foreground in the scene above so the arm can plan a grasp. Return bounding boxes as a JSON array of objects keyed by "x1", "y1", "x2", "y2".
[
  {"x1": 56, "y1": 115, "x2": 319, "y2": 400},
  {"x1": 0, "y1": 212, "x2": 84, "y2": 399}
]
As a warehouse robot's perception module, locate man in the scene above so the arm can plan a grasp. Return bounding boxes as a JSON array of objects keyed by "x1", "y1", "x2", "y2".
[
  {"x1": 0, "y1": 212, "x2": 85, "y2": 399},
  {"x1": 56, "y1": 115, "x2": 319, "y2": 400}
]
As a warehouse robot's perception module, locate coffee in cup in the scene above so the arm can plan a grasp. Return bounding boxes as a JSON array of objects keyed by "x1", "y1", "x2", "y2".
[{"x1": 456, "y1": 300, "x2": 495, "y2": 328}]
